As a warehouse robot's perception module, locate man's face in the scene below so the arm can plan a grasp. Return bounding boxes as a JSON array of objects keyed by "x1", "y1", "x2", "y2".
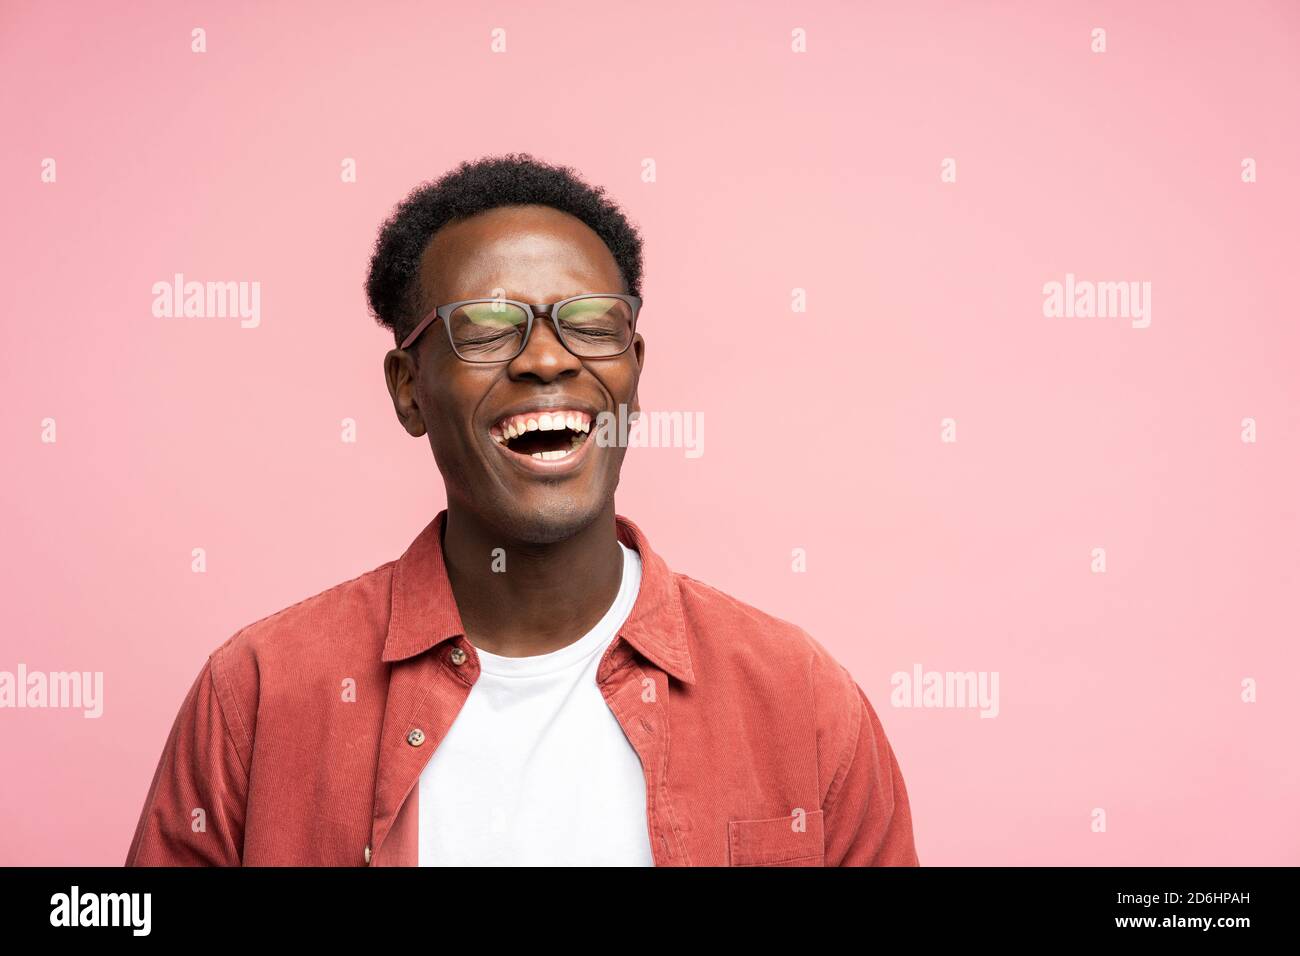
[{"x1": 384, "y1": 204, "x2": 645, "y2": 544}]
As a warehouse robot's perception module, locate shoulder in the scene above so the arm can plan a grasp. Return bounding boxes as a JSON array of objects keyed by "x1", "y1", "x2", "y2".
[
  {"x1": 673, "y1": 571, "x2": 856, "y2": 677},
  {"x1": 203, "y1": 559, "x2": 398, "y2": 750},
  {"x1": 220, "y1": 558, "x2": 397, "y2": 663},
  {"x1": 672, "y1": 571, "x2": 864, "y2": 720}
]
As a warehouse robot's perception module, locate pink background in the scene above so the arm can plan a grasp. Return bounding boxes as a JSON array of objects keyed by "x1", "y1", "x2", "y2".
[{"x1": 2, "y1": 0, "x2": 1297, "y2": 866}]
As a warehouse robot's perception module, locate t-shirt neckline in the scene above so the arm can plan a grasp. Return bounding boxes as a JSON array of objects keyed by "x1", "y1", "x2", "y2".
[{"x1": 471, "y1": 541, "x2": 642, "y2": 678}]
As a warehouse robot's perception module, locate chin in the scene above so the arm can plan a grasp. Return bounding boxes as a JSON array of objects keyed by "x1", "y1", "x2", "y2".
[{"x1": 492, "y1": 491, "x2": 608, "y2": 546}]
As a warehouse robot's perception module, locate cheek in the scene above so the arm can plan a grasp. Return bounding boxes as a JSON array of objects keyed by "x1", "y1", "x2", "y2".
[
  {"x1": 595, "y1": 360, "x2": 640, "y2": 405},
  {"x1": 422, "y1": 401, "x2": 480, "y2": 491},
  {"x1": 427, "y1": 407, "x2": 475, "y2": 459},
  {"x1": 419, "y1": 369, "x2": 492, "y2": 454}
]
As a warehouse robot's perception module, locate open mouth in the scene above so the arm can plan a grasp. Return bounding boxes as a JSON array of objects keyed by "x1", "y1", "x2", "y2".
[{"x1": 489, "y1": 409, "x2": 593, "y2": 462}]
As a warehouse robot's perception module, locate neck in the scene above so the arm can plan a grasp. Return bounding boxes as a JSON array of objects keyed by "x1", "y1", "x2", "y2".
[{"x1": 440, "y1": 501, "x2": 625, "y2": 658}]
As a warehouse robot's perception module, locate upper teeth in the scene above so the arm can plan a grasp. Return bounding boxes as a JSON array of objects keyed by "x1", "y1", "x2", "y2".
[{"x1": 491, "y1": 410, "x2": 592, "y2": 443}]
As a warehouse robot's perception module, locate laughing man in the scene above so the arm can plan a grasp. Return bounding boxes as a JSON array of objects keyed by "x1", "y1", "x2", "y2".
[{"x1": 126, "y1": 153, "x2": 919, "y2": 867}]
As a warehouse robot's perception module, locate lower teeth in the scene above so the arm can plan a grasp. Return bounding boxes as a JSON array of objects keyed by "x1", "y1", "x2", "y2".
[{"x1": 527, "y1": 434, "x2": 585, "y2": 461}]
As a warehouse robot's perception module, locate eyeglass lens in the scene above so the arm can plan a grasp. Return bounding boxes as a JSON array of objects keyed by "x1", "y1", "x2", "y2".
[{"x1": 447, "y1": 297, "x2": 634, "y2": 361}]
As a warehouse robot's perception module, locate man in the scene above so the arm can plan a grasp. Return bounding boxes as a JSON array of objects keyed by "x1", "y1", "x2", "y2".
[{"x1": 125, "y1": 153, "x2": 919, "y2": 866}]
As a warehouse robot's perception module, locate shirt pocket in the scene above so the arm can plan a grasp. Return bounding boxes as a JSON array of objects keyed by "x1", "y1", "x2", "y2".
[{"x1": 727, "y1": 810, "x2": 825, "y2": 866}]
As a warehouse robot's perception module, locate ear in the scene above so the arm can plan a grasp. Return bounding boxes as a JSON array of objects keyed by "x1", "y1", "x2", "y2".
[
  {"x1": 384, "y1": 349, "x2": 427, "y2": 438},
  {"x1": 629, "y1": 333, "x2": 645, "y2": 416}
]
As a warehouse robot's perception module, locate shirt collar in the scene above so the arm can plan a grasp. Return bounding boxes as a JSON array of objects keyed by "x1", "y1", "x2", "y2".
[{"x1": 382, "y1": 509, "x2": 696, "y2": 685}]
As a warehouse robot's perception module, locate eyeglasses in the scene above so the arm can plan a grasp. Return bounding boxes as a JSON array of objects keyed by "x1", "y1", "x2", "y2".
[{"x1": 400, "y1": 293, "x2": 642, "y2": 363}]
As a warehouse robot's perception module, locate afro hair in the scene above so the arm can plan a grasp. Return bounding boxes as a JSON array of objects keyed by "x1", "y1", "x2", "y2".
[{"x1": 364, "y1": 152, "x2": 644, "y2": 347}]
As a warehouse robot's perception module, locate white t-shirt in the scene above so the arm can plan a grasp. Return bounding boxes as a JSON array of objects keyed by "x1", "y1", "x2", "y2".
[{"x1": 417, "y1": 540, "x2": 654, "y2": 866}]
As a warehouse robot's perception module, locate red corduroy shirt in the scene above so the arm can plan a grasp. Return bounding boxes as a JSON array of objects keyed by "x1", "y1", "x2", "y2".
[{"x1": 126, "y1": 510, "x2": 919, "y2": 866}]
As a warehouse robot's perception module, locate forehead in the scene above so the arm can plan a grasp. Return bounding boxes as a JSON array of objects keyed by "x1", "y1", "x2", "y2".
[{"x1": 418, "y1": 204, "x2": 623, "y2": 303}]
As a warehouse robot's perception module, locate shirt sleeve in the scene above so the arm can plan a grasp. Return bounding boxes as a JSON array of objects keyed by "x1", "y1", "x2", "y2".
[
  {"x1": 821, "y1": 678, "x2": 919, "y2": 866},
  {"x1": 124, "y1": 652, "x2": 249, "y2": 866}
]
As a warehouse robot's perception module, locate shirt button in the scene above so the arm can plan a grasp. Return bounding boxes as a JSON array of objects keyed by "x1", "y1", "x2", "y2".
[
  {"x1": 364, "y1": 845, "x2": 371, "y2": 864},
  {"x1": 449, "y1": 647, "x2": 467, "y2": 666},
  {"x1": 407, "y1": 728, "x2": 426, "y2": 747}
]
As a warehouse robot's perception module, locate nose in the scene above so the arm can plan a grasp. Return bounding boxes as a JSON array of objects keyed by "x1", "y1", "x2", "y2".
[{"x1": 507, "y1": 311, "x2": 582, "y2": 383}]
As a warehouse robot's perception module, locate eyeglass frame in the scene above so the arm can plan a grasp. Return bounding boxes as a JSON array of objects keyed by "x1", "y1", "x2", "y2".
[{"x1": 399, "y1": 292, "x2": 643, "y2": 362}]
